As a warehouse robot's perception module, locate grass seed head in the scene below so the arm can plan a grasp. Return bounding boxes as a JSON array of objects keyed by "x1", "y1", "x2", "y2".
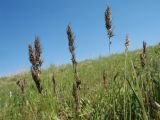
[
  {"x1": 140, "y1": 41, "x2": 147, "y2": 68},
  {"x1": 105, "y1": 5, "x2": 113, "y2": 40},
  {"x1": 66, "y1": 24, "x2": 80, "y2": 88},
  {"x1": 103, "y1": 70, "x2": 107, "y2": 89},
  {"x1": 140, "y1": 53, "x2": 145, "y2": 68},
  {"x1": 125, "y1": 33, "x2": 130, "y2": 50},
  {"x1": 66, "y1": 24, "x2": 81, "y2": 116},
  {"x1": 67, "y1": 25, "x2": 75, "y2": 52},
  {"x1": 143, "y1": 41, "x2": 147, "y2": 54},
  {"x1": 28, "y1": 37, "x2": 43, "y2": 93},
  {"x1": 16, "y1": 79, "x2": 26, "y2": 94},
  {"x1": 28, "y1": 44, "x2": 35, "y2": 65},
  {"x1": 52, "y1": 72, "x2": 56, "y2": 93},
  {"x1": 34, "y1": 37, "x2": 43, "y2": 66}
]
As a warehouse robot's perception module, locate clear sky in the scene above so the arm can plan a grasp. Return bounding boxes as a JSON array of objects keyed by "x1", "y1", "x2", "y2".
[{"x1": 0, "y1": 0, "x2": 160, "y2": 76}]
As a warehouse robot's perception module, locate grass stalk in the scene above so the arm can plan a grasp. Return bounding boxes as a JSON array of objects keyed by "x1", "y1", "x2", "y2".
[
  {"x1": 67, "y1": 25, "x2": 81, "y2": 116},
  {"x1": 124, "y1": 33, "x2": 130, "y2": 120},
  {"x1": 130, "y1": 61, "x2": 148, "y2": 120}
]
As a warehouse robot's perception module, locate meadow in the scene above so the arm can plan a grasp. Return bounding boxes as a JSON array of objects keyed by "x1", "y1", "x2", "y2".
[
  {"x1": 1, "y1": 5, "x2": 160, "y2": 120},
  {"x1": 1, "y1": 43, "x2": 160, "y2": 120}
]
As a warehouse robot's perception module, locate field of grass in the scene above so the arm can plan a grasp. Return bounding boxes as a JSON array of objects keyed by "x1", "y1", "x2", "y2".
[{"x1": 1, "y1": 44, "x2": 160, "y2": 120}]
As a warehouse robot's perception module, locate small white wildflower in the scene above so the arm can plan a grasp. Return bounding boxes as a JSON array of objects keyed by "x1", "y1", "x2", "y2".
[
  {"x1": 26, "y1": 100, "x2": 29, "y2": 106},
  {"x1": 9, "y1": 91, "x2": 12, "y2": 98}
]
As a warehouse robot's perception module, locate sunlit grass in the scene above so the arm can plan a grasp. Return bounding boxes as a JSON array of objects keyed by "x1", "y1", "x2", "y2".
[{"x1": 1, "y1": 45, "x2": 160, "y2": 119}]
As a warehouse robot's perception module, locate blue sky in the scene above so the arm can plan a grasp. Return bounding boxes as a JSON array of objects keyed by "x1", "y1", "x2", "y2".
[{"x1": 0, "y1": 0, "x2": 160, "y2": 76}]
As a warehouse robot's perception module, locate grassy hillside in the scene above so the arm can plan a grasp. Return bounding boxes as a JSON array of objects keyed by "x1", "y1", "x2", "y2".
[{"x1": 1, "y1": 44, "x2": 160, "y2": 120}]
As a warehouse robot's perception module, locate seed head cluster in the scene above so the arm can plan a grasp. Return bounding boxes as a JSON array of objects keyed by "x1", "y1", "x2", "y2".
[
  {"x1": 16, "y1": 79, "x2": 26, "y2": 94},
  {"x1": 140, "y1": 41, "x2": 147, "y2": 68},
  {"x1": 105, "y1": 6, "x2": 113, "y2": 40},
  {"x1": 125, "y1": 34, "x2": 130, "y2": 51},
  {"x1": 28, "y1": 37, "x2": 43, "y2": 93}
]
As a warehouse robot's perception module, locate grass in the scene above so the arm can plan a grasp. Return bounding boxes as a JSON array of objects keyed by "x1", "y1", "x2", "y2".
[{"x1": 1, "y1": 44, "x2": 160, "y2": 119}]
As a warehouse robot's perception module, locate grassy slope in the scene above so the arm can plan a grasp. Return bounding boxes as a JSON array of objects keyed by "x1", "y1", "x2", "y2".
[{"x1": 1, "y1": 45, "x2": 160, "y2": 120}]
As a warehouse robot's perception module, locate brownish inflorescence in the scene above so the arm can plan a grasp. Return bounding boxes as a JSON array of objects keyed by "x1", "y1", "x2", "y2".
[
  {"x1": 16, "y1": 79, "x2": 26, "y2": 94},
  {"x1": 67, "y1": 25, "x2": 81, "y2": 89},
  {"x1": 140, "y1": 41, "x2": 147, "y2": 68},
  {"x1": 52, "y1": 72, "x2": 56, "y2": 93},
  {"x1": 105, "y1": 5, "x2": 113, "y2": 52},
  {"x1": 125, "y1": 33, "x2": 130, "y2": 51},
  {"x1": 103, "y1": 70, "x2": 107, "y2": 89},
  {"x1": 28, "y1": 37, "x2": 43, "y2": 93}
]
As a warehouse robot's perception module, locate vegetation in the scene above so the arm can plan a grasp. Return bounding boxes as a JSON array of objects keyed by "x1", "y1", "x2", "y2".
[
  {"x1": 1, "y1": 5, "x2": 160, "y2": 120},
  {"x1": 28, "y1": 37, "x2": 43, "y2": 94},
  {"x1": 67, "y1": 25, "x2": 81, "y2": 117},
  {"x1": 1, "y1": 44, "x2": 160, "y2": 119},
  {"x1": 105, "y1": 5, "x2": 113, "y2": 53}
]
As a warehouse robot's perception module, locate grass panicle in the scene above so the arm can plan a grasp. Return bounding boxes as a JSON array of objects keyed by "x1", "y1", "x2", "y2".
[
  {"x1": 103, "y1": 70, "x2": 107, "y2": 90},
  {"x1": 67, "y1": 25, "x2": 81, "y2": 116},
  {"x1": 105, "y1": 5, "x2": 113, "y2": 52},
  {"x1": 16, "y1": 79, "x2": 26, "y2": 94},
  {"x1": 28, "y1": 37, "x2": 43, "y2": 93},
  {"x1": 125, "y1": 33, "x2": 130, "y2": 51},
  {"x1": 140, "y1": 41, "x2": 147, "y2": 68},
  {"x1": 52, "y1": 72, "x2": 56, "y2": 94},
  {"x1": 34, "y1": 37, "x2": 43, "y2": 67},
  {"x1": 67, "y1": 25, "x2": 81, "y2": 89}
]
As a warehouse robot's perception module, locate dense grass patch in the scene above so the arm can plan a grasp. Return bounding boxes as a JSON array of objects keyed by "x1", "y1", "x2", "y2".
[{"x1": 1, "y1": 45, "x2": 160, "y2": 120}]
